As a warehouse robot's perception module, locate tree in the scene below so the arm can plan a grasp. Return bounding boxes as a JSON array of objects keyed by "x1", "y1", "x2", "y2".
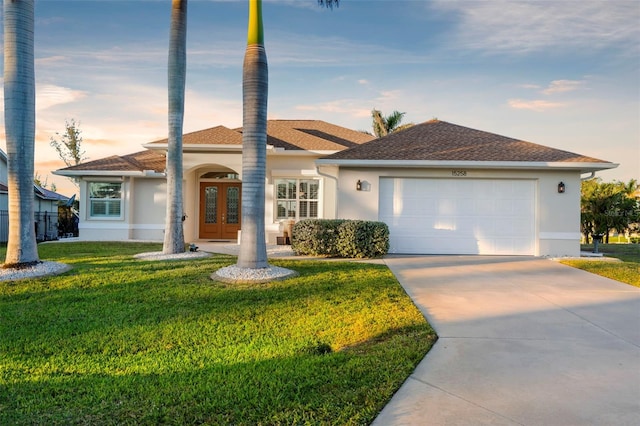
[
  {"x1": 34, "y1": 171, "x2": 57, "y2": 192},
  {"x1": 580, "y1": 178, "x2": 640, "y2": 243},
  {"x1": 3, "y1": 0, "x2": 39, "y2": 267},
  {"x1": 236, "y1": 0, "x2": 338, "y2": 269},
  {"x1": 371, "y1": 109, "x2": 414, "y2": 138},
  {"x1": 50, "y1": 119, "x2": 86, "y2": 167},
  {"x1": 50, "y1": 118, "x2": 87, "y2": 188},
  {"x1": 162, "y1": 0, "x2": 188, "y2": 255}
]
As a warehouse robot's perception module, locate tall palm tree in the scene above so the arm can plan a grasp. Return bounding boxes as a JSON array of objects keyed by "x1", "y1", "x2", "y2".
[
  {"x1": 163, "y1": 0, "x2": 188, "y2": 254},
  {"x1": 371, "y1": 109, "x2": 414, "y2": 138},
  {"x1": 3, "y1": 0, "x2": 39, "y2": 267},
  {"x1": 236, "y1": 0, "x2": 338, "y2": 269}
]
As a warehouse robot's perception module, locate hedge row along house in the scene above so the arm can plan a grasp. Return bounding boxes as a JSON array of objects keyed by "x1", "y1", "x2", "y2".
[{"x1": 53, "y1": 119, "x2": 617, "y2": 257}]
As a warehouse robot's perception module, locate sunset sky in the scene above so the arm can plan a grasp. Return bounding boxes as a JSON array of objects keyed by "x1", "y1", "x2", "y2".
[{"x1": 1, "y1": 0, "x2": 638, "y2": 197}]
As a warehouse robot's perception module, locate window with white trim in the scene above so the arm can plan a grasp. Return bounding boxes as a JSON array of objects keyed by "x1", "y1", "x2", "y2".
[
  {"x1": 275, "y1": 178, "x2": 320, "y2": 220},
  {"x1": 88, "y1": 182, "x2": 122, "y2": 218}
]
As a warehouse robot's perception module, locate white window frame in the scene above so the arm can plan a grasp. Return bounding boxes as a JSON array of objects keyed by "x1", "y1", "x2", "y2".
[
  {"x1": 87, "y1": 182, "x2": 123, "y2": 219},
  {"x1": 274, "y1": 178, "x2": 322, "y2": 221}
]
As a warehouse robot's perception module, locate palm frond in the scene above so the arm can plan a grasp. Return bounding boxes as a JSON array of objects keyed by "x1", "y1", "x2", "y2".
[
  {"x1": 318, "y1": 0, "x2": 340, "y2": 9},
  {"x1": 385, "y1": 111, "x2": 406, "y2": 131},
  {"x1": 371, "y1": 109, "x2": 387, "y2": 138}
]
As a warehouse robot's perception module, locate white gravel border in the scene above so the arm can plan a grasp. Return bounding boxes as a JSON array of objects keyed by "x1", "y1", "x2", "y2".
[
  {"x1": 212, "y1": 264, "x2": 298, "y2": 284},
  {"x1": 133, "y1": 251, "x2": 212, "y2": 261},
  {"x1": 0, "y1": 261, "x2": 72, "y2": 282}
]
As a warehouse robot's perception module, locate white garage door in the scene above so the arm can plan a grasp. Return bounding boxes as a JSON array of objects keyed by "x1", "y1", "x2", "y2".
[{"x1": 379, "y1": 178, "x2": 536, "y2": 255}]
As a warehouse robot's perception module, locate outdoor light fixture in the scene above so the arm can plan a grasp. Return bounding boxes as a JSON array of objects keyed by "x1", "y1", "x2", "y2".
[
  {"x1": 558, "y1": 182, "x2": 565, "y2": 193},
  {"x1": 356, "y1": 180, "x2": 362, "y2": 191}
]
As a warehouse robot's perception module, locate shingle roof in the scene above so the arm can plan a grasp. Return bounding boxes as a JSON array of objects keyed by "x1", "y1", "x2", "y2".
[
  {"x1": 60, "y1": 150, "x2": 166, "y2": 173},
  {"x1": 58, "y1": 120, "x2": 372, "y2": 174},
  {"x1": 261, "y1": 120, "x2": 374, "y2": 151},
  {"x1": 149, "y1": 125, "x2": 243, "y2": 145},
  {"x1": 322, "y1": 120, "x2": 611, "y2": 163},
  {"x1": 34, "y1": 184, "x2": 70, "y2": 201},
  {"x1": 146, "y1": 120, "x2": 374, "y2": 151}
]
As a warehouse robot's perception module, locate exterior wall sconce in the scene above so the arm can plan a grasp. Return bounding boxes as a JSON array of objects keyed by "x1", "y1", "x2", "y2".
[
  {"x1": 558, "y1": 182, "x2": 565, "y2": 193},
  {"x1": 356, "y1": 180, "x2": 362, "y2": 191}
]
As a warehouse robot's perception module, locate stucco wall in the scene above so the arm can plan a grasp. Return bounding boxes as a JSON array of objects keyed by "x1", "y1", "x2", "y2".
[
  {"x1": 335, "y1": 167, "x2": 582, "y2": 257},
  {"x1": 130, "y1": 178, "x2": 167, "y2": 240}
]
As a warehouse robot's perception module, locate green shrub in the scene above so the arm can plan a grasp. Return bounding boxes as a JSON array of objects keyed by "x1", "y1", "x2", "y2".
[
  {"x1": 292, "y1": 219, "x2": 389, "y2": 258},
  {"x1": 291, "y1": 219, "x2": 345, "y2": 257},
  {"x1": 631, "y1": 236, "x2": 640, "y2": 244}
]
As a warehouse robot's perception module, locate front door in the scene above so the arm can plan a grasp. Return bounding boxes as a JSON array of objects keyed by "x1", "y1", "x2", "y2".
[{"x1": 199, "y1": 182, "x2": 241, "y2": 240}]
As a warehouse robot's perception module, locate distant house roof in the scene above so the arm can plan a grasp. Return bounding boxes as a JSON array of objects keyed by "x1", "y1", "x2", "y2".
[
  {"x1": 34, "y1": 184, "x2": 70, "y2": 202},
  {"x1": 318, "y1": 120, "x2": 617, "y2": 172},
  {"x1": 145, "y1": 120, "x2": 374, "y2": 152},
  {"x1": 0, "y1": 183, "x2": 70, "y2": 201},
  {"x1": 0, "y1": 148, "x2": 72, "y2": 200}
]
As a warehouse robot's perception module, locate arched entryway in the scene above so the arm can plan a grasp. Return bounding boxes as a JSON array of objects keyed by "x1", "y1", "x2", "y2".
[{"x1": 198, "y1": 170, "x2": 241, "y2": 240}]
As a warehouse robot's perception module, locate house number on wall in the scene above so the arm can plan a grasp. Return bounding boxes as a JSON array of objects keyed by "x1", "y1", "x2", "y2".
[{"x1": 451, "y1": 170, "x2": 467, "y2": 176}]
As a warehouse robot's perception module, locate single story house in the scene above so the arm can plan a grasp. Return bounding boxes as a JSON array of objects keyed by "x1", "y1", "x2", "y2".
[
  {"x1": 0, "y1": 149, "x2": 72, "y2": 241},
  {"x1": 54, "y1": 119, "x2": 617, "y2": 257}
]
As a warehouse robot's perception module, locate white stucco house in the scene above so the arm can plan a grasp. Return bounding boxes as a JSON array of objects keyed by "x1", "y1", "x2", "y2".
[{"x1": 53, "y1": 119, "x2": 617, "y2": 257}]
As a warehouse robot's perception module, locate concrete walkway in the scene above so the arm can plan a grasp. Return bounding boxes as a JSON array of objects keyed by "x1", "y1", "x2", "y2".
[{"x1": 373, "y1": 256, "x2": 640, "y2": 426}]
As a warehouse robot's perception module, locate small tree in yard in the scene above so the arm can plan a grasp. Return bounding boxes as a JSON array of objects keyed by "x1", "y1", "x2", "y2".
[
  {"x1": 34, "y1": 171, "x2": 57, "y2": 192},
  {"x1": 50, "y1": 119, "x2": 87, "y2": 188}
]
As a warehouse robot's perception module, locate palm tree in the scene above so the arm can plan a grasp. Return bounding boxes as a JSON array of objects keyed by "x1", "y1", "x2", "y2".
[
  {"x1": 163, "y1": 0, "x2": 188, "y2": 254},
  {"x1": 3, "y1": 0, "x2": 39, "y2": 267},
  {"x1": 236, "y1": 0, "x2": 338, "y2": 269},
  {"x1": 371, "y1": 109, "x2": 414, "y2": 138}
]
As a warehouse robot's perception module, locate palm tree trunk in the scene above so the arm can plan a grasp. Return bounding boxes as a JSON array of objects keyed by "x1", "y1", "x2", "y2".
[
  {"x1": 237, "y1": 0, "x2": 268, "y2": 269},
  {"x1": 3, "y1": 0, "x2": 39, "y2": 266},
  {"x1": 163, "y1": 0, "x2": 187, "y2": 254}
]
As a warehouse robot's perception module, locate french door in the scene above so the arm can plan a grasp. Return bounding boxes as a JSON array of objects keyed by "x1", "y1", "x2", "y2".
[{"x1": 199, "y1": 182, "x2": 241, "y2": 240}]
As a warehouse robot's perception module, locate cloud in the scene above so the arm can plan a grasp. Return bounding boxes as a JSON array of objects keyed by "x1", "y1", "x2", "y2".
[
  {"x1": 36, "y1": 55, "x2": 70, "y2": 66},
  {"x1": 375, "y1": 90, "x2": 404, "y2": 103},
  {"x1": 295, "y1": 99, "x2": 371, "y2": 119},
  {"x1": 36, "y1": 85, "x2": 88, "y2": 111},
  {"x1": 542, "y1": 80, "x2": 584, "y2": 95},
  {"x1": 519, "y1": 84, "x2": 541, "y2": 90},
  {"x1": 431, "y1": 0, "x2": 640, "y2": 55},
  {"x1": 508, "y1": 99, "x2": 567, "y2": 112}
]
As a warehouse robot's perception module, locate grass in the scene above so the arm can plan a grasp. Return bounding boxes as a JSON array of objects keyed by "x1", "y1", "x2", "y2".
[
  {"x1": 559, "y1": 244, "x2": 640, "y2": 288},
  {"x1": 0, "y1": 242, "x2": 436, "y2": 425}
]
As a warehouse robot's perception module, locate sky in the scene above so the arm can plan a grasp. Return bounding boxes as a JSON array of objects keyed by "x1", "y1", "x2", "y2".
[{"x1": 0, "y1": 0, "x2": 638, "y2": 197}]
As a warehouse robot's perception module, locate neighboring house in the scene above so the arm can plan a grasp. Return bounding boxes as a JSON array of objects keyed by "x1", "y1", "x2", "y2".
[
  {"x1": 53, "y1": 119, "x2": 617, "y2": 257},
  {"x1": 0, "y1": 149, "x2": 72, "y2": 242}
]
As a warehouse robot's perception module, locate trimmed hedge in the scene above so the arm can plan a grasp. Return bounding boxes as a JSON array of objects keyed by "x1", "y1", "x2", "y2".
[{"x1": 291, "y1": 219, "x2": 390, "y2": 258}]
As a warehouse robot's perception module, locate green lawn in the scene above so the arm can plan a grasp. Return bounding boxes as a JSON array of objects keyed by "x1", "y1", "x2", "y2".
[
  {"x1": 560, "y1": 244, "x2": 640, "y2": 288},
  {"x1": 0, "y1": 242, "x2": 436, "y2": 425}
]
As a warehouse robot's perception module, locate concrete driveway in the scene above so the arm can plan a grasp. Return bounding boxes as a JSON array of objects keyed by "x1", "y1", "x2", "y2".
[{"x1": 373, "y1": 256, "x2": 640, "y2": 426}]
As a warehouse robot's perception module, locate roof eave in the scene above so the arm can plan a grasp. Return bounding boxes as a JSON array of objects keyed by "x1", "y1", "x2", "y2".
[
  {"x1": 315, "y1": 159, "x2": 619, "y2": 172},
  {"x1": 53, "y1": 170, "x2": 166, "y2": 178},
  {"x1": 268, "y1": 149, "x2": 339, "y2": 156}
]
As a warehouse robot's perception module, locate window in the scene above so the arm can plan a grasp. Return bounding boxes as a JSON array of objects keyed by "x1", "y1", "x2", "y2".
[
  {"x1": 275, "y1": 178, "x2": 320, "y2": 220},
  {"x1": 89, "y1": 182, "x2": 122, "y2": 218}
]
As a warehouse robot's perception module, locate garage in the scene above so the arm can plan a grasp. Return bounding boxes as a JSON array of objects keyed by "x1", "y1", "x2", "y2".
[{"x1": 379, "y1": 178, "x2": 536, "y2": 255}]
